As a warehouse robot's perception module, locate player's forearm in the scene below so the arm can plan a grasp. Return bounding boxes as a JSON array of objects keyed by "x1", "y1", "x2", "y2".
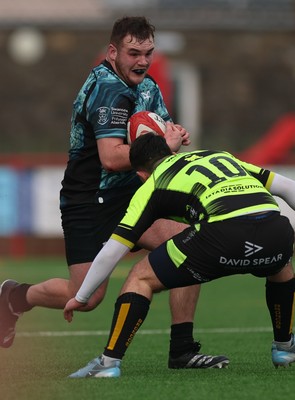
[
  {"x1": 270, "y1": 173, "x2": 295, "y2": 211},
  {"x1": 75, "y1": 239, "x2": 130, "y2": 303}
]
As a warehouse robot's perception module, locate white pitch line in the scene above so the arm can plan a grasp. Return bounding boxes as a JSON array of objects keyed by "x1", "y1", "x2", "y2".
[{"x1": 17, "y1": 327, "x2": 273, "y2": 337}]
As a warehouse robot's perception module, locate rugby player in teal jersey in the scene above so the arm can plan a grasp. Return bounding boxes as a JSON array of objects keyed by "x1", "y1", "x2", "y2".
[
  {"x1": 64, "y1": 133, "x2": 295, "y2": 377},
  {"x1": 0, "y1": 16, "x2": 227, "y2": 370}
]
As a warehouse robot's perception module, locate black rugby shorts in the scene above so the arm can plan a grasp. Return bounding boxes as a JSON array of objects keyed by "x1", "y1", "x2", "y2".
[
  {"x1": 61, "y1": 192, "x2": 133, "y2": 265},
  {"x1": 149, "y1": 212, "x2": 294, "y2": 289}
]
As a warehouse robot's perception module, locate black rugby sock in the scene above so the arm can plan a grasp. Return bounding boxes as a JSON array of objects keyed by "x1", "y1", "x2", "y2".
[
  {"x1": 169, "y1": 322, "x2": 195, "y2": 358},
  {"x1": 8, "y1": 283, "x2": 33, "y2": 313},
  {"x1": 266, "y1": 278, "x2": 295, "y2": 342},
  {"x1": 104, "y1": 292, "x2": 150, "y2": 359}
]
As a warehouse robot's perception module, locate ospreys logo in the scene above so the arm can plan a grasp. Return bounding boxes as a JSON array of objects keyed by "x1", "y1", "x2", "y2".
[{"x1": 140, "y1": 90, "x2": 151, "y2": 100}]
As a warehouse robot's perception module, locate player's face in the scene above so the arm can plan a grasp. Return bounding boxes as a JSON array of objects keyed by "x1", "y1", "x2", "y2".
[{"x1": 110, "y1": 35, "x2": 155, "y2": 86}]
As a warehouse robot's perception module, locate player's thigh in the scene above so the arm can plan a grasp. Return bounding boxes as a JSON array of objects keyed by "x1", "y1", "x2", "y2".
[{"x1": 138, "y1": 219, "x2": 188, "y2": 250}]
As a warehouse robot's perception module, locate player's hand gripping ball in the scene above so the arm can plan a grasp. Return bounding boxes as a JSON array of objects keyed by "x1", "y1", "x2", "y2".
[{"x1": 127, "y1": 111, "x2": 166, "y2": 144}]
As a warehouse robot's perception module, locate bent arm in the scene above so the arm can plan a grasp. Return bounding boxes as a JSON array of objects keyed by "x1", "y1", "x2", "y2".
[
  {"x1": 75, "y1": 239, "x2": 130, "y2": 303},
  {"x1": 97, "y1": 137, "x2": 132, "y2": 171},
  {"x1": 269, "y1": 173, "x2": 295, "y2": 211}
]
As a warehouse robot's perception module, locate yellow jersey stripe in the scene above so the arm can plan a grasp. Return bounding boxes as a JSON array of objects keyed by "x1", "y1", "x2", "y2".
[
  {"x1": 111, "y1": 233, "x2": 134, "y2": 249},
  {"x1": 265, "y1": 171, "x2": 275, "y2": 191}
]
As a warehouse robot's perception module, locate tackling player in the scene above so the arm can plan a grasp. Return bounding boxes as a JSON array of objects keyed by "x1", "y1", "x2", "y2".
[{"x1": 64, "y1": 133, "x2": 295, "y2": 377}]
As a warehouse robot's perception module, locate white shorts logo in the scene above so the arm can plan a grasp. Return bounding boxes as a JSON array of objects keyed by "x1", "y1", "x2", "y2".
[{"x1": 244, "y1": 241, "x2": 263, "y2": 257}]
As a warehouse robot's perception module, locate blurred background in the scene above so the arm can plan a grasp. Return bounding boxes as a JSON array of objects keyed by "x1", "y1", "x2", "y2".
[{"x1": 1, "y1": 0, "x2": 295, "y2": 257}]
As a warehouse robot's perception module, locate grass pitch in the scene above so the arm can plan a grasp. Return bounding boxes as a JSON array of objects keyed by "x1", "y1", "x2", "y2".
[{"x1": 0, "y1": 256, "x2": 294, "y2": 400}]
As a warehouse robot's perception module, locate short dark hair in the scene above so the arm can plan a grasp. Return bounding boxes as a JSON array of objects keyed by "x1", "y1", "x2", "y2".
[
  {"x1": 110, "y1": 16, "x2": 155, "y2": 47},
  {"x1": 129, "y1": 133, "x2": 172, "y2": 172}
]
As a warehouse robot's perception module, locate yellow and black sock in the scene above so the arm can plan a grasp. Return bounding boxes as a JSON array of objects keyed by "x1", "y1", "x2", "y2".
[
  {"x1": 104, "y1": 292, "x2": 150, "y2": 359},
  {"x1": 266, "y1": 277, "x2": 295, "y2": 342}
]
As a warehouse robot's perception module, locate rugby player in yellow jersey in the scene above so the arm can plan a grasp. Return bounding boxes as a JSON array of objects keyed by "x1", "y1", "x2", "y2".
[{"x1": 64, "y1": 133, "x2": 295, "y2": 377}]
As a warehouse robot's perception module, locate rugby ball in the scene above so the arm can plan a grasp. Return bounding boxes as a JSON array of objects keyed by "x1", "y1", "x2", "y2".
[{"x1": 127, "y1": 111, "x2": 166, "y2": 144}]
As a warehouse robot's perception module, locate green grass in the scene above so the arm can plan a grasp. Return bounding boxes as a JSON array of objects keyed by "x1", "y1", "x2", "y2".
[{"x1": 0, "y1": 256, "x2": 294, "y2": 400}]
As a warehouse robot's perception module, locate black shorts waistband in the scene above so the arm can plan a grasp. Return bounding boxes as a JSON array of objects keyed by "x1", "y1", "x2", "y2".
[{"x1": 234, "y1": 211, "x2": 278, "y2": 221}]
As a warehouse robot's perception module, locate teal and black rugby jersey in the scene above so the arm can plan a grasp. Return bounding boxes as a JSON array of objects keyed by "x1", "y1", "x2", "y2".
[
  {"x1": 111, "y1": 150, "x2": 279, "y2": 248},
  {"x1": 60, "y1": 60, "x2": 171, "y2": 206}
]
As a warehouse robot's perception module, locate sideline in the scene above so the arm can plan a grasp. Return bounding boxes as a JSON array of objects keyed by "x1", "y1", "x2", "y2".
[{"x1": 17, "y1": 326, "x2": 273, "y2": 337}]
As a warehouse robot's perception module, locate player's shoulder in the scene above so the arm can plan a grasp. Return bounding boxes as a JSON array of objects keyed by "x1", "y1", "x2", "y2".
[
  {"x1": 144, "y1": 73, "x2": 157, "y2": 85},
  {"x1": 92, "y1": 62, "x2": 116, "y2": 81},
  {"x1": 138, "y1": 74, "x2": 159, "y2": 90}
]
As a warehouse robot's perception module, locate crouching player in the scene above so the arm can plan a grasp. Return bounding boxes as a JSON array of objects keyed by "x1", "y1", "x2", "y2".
[{"x1": 64, "y1": 133, "x2": 295, "y2": 377}]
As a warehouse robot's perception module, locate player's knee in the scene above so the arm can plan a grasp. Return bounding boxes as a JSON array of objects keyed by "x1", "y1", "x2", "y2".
[{"x1": 267, "y1": 261, "x2": 294, "y2": 283}]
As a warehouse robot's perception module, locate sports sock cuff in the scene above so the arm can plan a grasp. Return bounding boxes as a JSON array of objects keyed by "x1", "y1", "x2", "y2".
[
  {"x1": 9, "y1": 283, "x2": 33, "y2": 313},
  {"x1": 266, "y1": 277, "x2": 295, "y2": 291},
  {"x1": 169, "y1": 322, "x2": 195, "y2": 357},
  {"x1": 116, "y1": 292, "x2": 150, "y2": 307},
  {"x1": 170, "y1": 322, "x2": 194, "y2": 338}
]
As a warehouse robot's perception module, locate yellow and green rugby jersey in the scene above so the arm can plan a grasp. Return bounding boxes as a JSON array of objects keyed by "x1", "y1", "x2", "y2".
[{"x1": 111, "y1": 150, "x2": 279, "y2": 249}]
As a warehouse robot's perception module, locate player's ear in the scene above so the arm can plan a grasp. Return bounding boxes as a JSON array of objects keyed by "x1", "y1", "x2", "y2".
[
  {"x1": 108, "y1": 44, "x2": 117, "y2": 61},
  {"x1": 136, "y1": 170, "x2": 150, "y2": 182}
]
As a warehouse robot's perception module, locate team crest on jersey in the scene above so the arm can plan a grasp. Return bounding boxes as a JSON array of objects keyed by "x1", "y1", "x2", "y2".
[
  {"x1": 97, "y1": 107, "x2": 110, "y2": 125},
  {"x1": 140, "y1": 90, "x2": 151, "y2": 100}
]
